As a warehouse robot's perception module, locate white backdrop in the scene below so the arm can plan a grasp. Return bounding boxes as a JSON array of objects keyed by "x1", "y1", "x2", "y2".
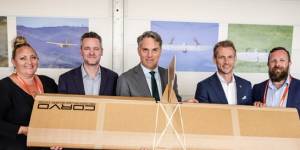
[
  {"x1": 1, "y1": 0, "x2": 300, "y2": 98},
  {"x1": 0, "y1": 0, "x2": 113, "y2": 83},
  {"x1": 124, "y1": 0, "x2": 300, "y2": 98}
]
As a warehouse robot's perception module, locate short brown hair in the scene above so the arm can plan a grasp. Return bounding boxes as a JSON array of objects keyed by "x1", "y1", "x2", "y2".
[
  {"x1": 213, "y1": 40, "x2": 236, "y2": 58},
  {"x1": 137, "y1": 31, "x2": 162, "y2": 48},
  {"x1": 80, "y1": 31, "x2": 102, "y2": 49},
  {"x1": 268, "y1": 47, "x2": 291, "y2": 64}
]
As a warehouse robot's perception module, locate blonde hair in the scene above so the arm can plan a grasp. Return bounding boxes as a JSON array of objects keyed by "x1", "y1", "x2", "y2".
[{"x1": 12, "y1": 36, "x2": 37, "y2": 59}]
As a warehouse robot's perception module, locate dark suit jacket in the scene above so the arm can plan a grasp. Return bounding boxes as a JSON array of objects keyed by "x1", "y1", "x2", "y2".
[
  {"x1": 58, "y1": 65, "x2": 118, "y2": 96},
  {"x1": 252, "y1": 77, "x2": 300, "y2": 116},
  {"x1": 0, "y1": 75, "x2": 57, "y2": 150},
  {"x1": 116, "y1": 64, "x2": 182, "y2": 101},
  {"x1": 194, "y1": 72, "x2": 253, "y2": 105}
]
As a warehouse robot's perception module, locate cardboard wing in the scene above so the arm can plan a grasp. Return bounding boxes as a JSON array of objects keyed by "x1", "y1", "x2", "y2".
[
  {"x1": 161, "y1": 56, "x2": 178, "y2": 104},
  {"x1": 28, "y1": 94, "x2": 300, "y2": 149}
]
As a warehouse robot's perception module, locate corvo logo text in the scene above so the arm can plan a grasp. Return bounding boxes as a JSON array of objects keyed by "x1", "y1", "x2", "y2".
[{"x1": 37, "y1": 101, "x2": 96, "y2": 111}]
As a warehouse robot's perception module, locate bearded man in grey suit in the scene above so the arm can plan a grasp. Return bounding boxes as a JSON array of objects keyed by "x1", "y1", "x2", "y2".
[{"x1": 116, "y1": 31, "x2": 181, "y2": 102}]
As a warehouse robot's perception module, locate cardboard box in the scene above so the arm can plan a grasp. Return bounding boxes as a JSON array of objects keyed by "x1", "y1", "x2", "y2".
[
  {"x1": 28, "y1": 94, "x2": 300, "y2": 150},
  {"x1": 28, "y1": 56, "x2": 300, "y2": 149}
]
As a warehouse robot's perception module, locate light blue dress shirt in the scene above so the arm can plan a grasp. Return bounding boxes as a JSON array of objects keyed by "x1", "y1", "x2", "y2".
[
  {"x1": 265, "y1": 76, "x2": 290, "y2": 107},
  {"x1": 81, "y1": 65, "x2": 101, "y2": 95}
]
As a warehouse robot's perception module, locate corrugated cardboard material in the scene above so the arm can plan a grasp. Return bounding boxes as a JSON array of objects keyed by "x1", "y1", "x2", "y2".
[
  {"x1": 28, "y1": 56, "x2": 300, "y2": 149},
  {"x1": 28, "y1": 94, "x2": 300, "y2": 150}
]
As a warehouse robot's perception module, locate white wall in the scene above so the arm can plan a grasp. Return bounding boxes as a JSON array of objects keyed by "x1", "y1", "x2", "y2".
[
  {"x1": 1, "y1": 0, "x2": 300, "y2": 98},
  {"x1": 0, "y1": 0, "x2": 113, "y2": 82},
  {"x1": 124, "y1": 0, "x2": 300, "y2": 98}
]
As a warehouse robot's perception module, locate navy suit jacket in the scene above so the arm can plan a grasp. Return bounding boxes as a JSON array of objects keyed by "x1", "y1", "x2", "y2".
[
  {"x1": 58, "y1": 65, "x2": 118, "y2": 96},
  {"x1": 252, "y1": 77, "x2": 300, "y2": 116},
  {"x1": 194, "y1": 73, "x2": 253, "y2": 105}
]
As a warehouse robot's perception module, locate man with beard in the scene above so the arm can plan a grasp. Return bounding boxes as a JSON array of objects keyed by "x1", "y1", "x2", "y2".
[
  {"x1": 191, "y1": 40, "x2": 253, "y2": 105},
  {"x1": 58, "y1": 32, "x2": 118, "y2": 96},
  {"x1": 252, "y1": 47, "x2": 300, "y2": 113}
]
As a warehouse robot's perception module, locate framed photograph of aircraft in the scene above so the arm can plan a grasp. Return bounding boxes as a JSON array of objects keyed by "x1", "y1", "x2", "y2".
[
  {"x1": 151, "y1": 21, "x2": 219, "y2": 72},
  {"x1": 16, "y1": 17, "x2": 89, "y2": 68},
  {"x1": 0, "y1": 16, "x2": 8, "y2": 67},
  {"x1": 228, "y1": 24, "x2": 293, "y2": 73}
]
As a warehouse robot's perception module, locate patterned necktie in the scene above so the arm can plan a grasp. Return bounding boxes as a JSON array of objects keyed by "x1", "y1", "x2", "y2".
[{"x1": 149, "y1": 71, "x2": 160, "y2": 101}]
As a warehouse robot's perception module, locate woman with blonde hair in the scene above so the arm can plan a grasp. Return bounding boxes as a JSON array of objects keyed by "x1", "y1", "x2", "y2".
[{"x1": 0, "y1": 36, "x2": 58, "y2": 149}]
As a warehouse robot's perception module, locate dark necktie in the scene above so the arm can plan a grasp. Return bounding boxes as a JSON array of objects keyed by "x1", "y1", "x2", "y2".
[{"x1": 149, "y1": 71, "x2": 160, "y2": 101}]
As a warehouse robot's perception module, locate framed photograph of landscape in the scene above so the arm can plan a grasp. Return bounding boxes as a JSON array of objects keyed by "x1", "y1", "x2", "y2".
[
  {"x1": 0, "y1": 16, "x2": 8, "y2": 67},
  {"x1": 228, "y1": 24, "x2": 293, "y2": 73},
  {"x1": 17, "y1": 17, "x2": 89, "y2": 68},
  {"x1": 151, "y1": 21, "x2": 219, "y2": 72}
]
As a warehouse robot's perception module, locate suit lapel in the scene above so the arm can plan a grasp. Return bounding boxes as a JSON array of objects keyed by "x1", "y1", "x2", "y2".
[
  {"x1": 73, "y1": 66, "x2": 85, "y2": 95},
  {"x1": 134, "y1": 65, "x2": 152, "y2": 96},
  {"x1": 235, "y1": 75, "x2": 243, "y2": 104},
  {"x1": 158, "y1": 67, "x2": 167, "y2": 93},
  {"x1": 286, "y1": 78, "x2": 295, "y2": 107},
  {"x1": 212, "y1": 73, "x2": 228, "y2": 104},
  {"x1": 99, "y1": 66, "x2": 107, "y2": 95}
]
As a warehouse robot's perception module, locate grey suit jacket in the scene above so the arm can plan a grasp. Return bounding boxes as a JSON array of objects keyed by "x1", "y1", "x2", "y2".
[{"x1": 116, "y1": 64, "x2": 182, "y2": 101}]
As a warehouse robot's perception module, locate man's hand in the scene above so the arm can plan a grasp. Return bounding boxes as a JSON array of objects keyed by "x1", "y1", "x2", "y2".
[
  {"x1": 183, "y1": 98, "x2": 199, "y2": 103},
  {"x1": 50, "y1": 146, "x2": 63, "y2": 150},
  {"x1": 254, "y1": 101, "x2": 265, "y2": 107}
]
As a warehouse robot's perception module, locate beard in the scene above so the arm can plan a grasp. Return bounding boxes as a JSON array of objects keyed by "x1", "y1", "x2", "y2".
[{"x1": 269, "y1": 66, "x2": 289, "y2": 82}]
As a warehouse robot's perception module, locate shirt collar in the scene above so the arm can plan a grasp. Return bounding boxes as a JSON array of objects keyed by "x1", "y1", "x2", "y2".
[
  {"x1": 216, "y1": 71, "x2": 235, "y2": 84},
  {"x1": 81, "y1": 64, "x2": 101, "y2": 79},
  {"x1": 140, "y1": 64, "x2": 159, "y2": 76}
]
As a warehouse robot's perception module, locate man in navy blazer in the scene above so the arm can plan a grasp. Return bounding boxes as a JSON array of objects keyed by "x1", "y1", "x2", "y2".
[
  {"x1": 194, "y1": 40, "x2": 252, "y2": 105},
  {"x1": 253, "y1": 47, "x2": 300, "y2": 115},
  {"x1": 58, "y1": 32, "x2": 118, "y2": 96}
]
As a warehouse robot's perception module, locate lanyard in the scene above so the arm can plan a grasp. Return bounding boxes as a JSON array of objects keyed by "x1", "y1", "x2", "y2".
[
  {"x1": 15, "y1": 73, "x2": 43, "y2": 97},
  {"x1": 263, "y1": 77, "x2": 291, "y2": 107}
]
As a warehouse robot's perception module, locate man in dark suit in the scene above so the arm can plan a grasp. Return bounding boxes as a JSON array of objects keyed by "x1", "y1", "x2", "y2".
[
  {"x1": 58, "y1": 32, "x2": 118, "y2": 96},
  {"x1": 193, "y1": 40, "x2": 252, "y2": 105},
  {"x1": 116, "y1": 31, "x2": 181, "y2": 101},
  {"x1": 253, "y1": 47, "x2": 300, "y2": 115}
]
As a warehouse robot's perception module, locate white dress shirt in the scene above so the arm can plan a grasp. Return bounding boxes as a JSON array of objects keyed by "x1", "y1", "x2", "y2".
[
  {"x1": 217, "y1": 72, "x2": 237, "y2": 105},
  {"x1": 140, "y1": 64, "x2": 162, "y2": 98}
]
